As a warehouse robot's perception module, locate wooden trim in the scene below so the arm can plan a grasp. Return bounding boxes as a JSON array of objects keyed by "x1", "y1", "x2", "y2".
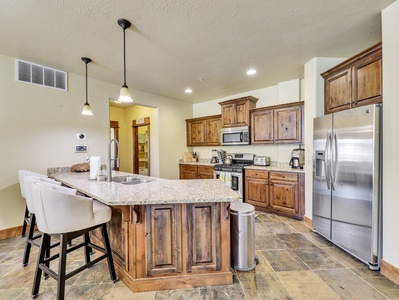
[
  {"x1": 0, "y1": 225, "x2": 23, "y2": 240},
  {"x1": 132, "y1": 118, "x2": 150, "y2": 176},
  {"x1": 185, "y1": 114, "x2": 221, "y2": 122},
  {"x1": 381, "y1": 259, "x2": 399, "y2": 285},
  {"x1": 303, "y1": 216, "x2": 312, "y2": 229},
  {"x1": 218, "y1": 95, "x2": 258, "y2": 106},
  {"x1": 250, "y1": 101, "x2": 304, "y2": 113}
]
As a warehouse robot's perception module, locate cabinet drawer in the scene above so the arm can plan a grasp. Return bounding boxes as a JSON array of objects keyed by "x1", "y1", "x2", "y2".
[
  {"x1": 181, "y1": 165, "x2": 198, "y2": 172},
  {"x1": 245, "y1": 169, "x2": 268, "y2": 179},
  {"x1": 269, "y1": 172, "x2": 297, "y2": 182},
  {"x1": 197, "y1": 165, "x2": 213, "y2": 174}
]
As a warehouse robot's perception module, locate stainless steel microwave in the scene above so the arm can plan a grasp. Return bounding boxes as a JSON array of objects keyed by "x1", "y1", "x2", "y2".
[{"x1": 221, "y1": 126, "x2": 250, "y2": 145}]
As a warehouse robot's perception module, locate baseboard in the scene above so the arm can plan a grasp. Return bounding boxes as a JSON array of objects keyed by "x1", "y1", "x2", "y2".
[
  {"x1": 304, "y1": 216, "x2": 312, "y2": 229},
  {"x1": 381, "y1": 259, "x2": 399, "y2": 285},
  {"x1": 0, "y1": 225, "x2": 22, "y2": 240}
]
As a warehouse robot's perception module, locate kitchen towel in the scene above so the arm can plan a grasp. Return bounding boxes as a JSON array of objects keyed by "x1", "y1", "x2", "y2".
[
  {"x1": 224, "y1": 173, "x2": 232, "y2": 187},
  {"x1": 219, "y1": 172, "x2": 226, "y2": 183},
  {"x1": 89, "y1": 156, "x2": 101, "y2": 179}
]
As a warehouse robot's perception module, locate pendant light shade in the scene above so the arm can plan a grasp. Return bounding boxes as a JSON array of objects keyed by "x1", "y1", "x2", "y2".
[
  {"x1": 81, "y1": 57, "x2": 93, "y2": 115},
  {"x1": 117, "y1": 18, "x2": 133, "y2": 103}
]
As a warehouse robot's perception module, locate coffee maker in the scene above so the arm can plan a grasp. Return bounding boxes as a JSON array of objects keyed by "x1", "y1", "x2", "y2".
[
  {"x1": 210, "y1": 149, "x2": 218, "y2": 164},
  {"x1": 289, "y1": 147, "x2": 305, "y2": 169}
]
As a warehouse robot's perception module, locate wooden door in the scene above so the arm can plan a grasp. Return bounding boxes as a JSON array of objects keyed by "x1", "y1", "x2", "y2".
[
  {"x1": 185, "y1": 203, "x2": 221, "y2": 273},
  {"x1": 187, "y1": 120, "x2": 205, "y2": 146},
  {"x1": 251, "y1": 109, "x2": 273, "y2": 144},
  {"x1": 205, "y1": 118, "x2": 220, "y2": 145},
  {"x1": 179, "y1": 165, "x2": 198, "y2": 179},
  {"x1": 273, "y1": 105, "x2": 302, "y2": 144},
  {"x1": 352, "y1": 51, "x2": 382, "y2": 107},
  {"x1": 269, "y1": 180, "x2": 299, "y2": 214},
  {"x1": 197, "y1": 165, "x2": 214, "y2": 179},
  {"x1": 145, "y1": 204, "x2": 182, "y2": 276},
  {"x1": 234, "y1": 101, "x2": 249, "y2": 127},
  {"x1": 245, "y1": 177, "x2": 269, "y2": 208},
  {"x1": 324, "y1": 68, "x2": 352, "y2": 114},
  {"x1": 220, "y1": 104, "x2": 236, "y2": 127}
]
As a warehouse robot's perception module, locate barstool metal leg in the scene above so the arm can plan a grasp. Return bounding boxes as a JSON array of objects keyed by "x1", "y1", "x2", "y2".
[
  {"x1": 32, "y1": 233, "x2": 50, "y2": 299},
  {"x1": 22, "y1": 213, "x2": 36, "y2": 267},
  {"x1": 101, "y1": 224, "x2": 117, "y2": 282},
  {"x1": 83, "y1": 232, "x2": 91, "y2": 264},
  {"x1": 21, "y1": 205, "x2": 29, "y2": 237},
  {"x1": 57, "y1": 234, "x2": 68, "y2": 300}
]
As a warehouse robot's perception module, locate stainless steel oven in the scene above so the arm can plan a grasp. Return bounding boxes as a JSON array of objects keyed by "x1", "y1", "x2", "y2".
[{"x1": 214, "y1": 170, "x2": 243, "y2": 199}]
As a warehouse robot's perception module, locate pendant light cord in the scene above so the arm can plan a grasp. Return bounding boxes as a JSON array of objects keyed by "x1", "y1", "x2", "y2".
[
  {"x1": 85, "y1": 62, "x2": 89, "y2": 104},
  {"x1": 123, "y1": 28, "x2": 127, "y2": 86}
]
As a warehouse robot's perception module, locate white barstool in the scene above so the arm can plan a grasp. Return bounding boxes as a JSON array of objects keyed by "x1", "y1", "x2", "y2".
[
  {"x1": 30, "y1": 181, "x2": 117, "y2": 300},
  {"x1": 18, "y1": 170, "x2": 48, "y2": 236},
  {"x1": 21, "y1": 172, "x2": 65, "y2": 267}
]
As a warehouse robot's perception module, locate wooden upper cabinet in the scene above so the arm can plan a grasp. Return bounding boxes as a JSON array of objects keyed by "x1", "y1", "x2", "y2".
[
  {"x1": 274, "y1": 105, "x2": 302, "y2": 144},
  {"x1": 186, "y1": 115, "x2": 221, "y2": 146},
  {"x1": 219, "y1": 96, "x2": 258, "y2": 128},
  {"x1": 251, "y1": 102, "x2": 303, "y2": 145},
  {"x1": 322, "y1": 42, "x2": 382, "y2": 115}
]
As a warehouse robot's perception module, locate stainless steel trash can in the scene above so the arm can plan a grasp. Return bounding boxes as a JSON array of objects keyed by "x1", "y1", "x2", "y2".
[{"x1": 230, "y1": 202, "x2": 256, "y2": 271}]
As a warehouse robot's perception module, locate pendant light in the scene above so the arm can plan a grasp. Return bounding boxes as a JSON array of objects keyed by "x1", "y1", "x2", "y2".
[
  {"x1": 117, "y1": 18, "x2": 133, "y2": 103},
  {"x1": 81, "y1": 57, "x2": 93, "y2": 115}
]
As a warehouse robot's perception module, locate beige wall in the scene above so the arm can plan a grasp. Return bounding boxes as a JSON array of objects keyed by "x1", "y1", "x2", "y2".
[
  {"x1": 192, "y1": 79, "x2": 304, "y2": 163},
  {"x1": 0, "y1": 54, "x2": 191, "y2": 230},
  {"x1": 382, "y1": 0, "x2": 399, "y2": 270}
]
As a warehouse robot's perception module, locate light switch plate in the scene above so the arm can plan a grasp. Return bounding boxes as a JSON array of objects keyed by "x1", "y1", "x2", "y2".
[{"x1": 75, "y1": 145, "x2": 88, "y2": 153}]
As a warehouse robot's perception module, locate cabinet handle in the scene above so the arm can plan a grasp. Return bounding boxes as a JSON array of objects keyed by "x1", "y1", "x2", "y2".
[
  {"x1": 282, "y1": 175, "x2": 285, "y2": 178},
  {"x1": 133, "y1": 206, "x2": 142, "y2": 224},
  {"x1": 224, "y1": 203, "x2": 230, "y2": 221}
]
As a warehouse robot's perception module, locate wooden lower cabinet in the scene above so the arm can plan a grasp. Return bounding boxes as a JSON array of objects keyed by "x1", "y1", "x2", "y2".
[
  {"x1": 180, "y1": 164, "x2": 214, "y2": 179},
  {"x1": 91, "y1": 202, "x2": 231, "y2": 292},
  {"x1": 244, "y1": 169, "x2": 304, "y2": 220}
]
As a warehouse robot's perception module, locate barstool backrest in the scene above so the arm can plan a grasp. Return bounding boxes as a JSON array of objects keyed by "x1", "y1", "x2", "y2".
[
  {"x1": 25, "y1": 176, "x2": 74, "y2": 214},
  {"x1": 31, "y1": 182, "x2": 95, "y2": 234},
  {"x1": 18, "y1": 170, "x2": 47, "y2": 199}
]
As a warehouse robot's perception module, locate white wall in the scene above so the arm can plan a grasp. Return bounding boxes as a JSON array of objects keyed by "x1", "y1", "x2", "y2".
[
  {"x1": 0, "y1": 54, "x2": 191, "y2": 230},
  {"x1": 382, "y1": 0, "x2": 399, "y2": 270},
  {"x1": 303, "y1": 57, "x2": 346, "y2": 219},
  {"x1": 192, "y1": 79, "x2": 303, "y2": 163}
]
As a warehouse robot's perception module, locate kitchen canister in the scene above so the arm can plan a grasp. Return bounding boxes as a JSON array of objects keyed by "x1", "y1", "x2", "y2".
[{"x1": 89, "y1": 156, "x2": 101, "y2": 180}]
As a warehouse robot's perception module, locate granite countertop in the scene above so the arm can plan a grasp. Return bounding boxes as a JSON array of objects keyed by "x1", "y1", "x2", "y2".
[
  {"x1": 48, "y1": 168, "x2": 239, "y2": 206},
  {"x1": 179, "y1": 159, "x2": 216, "y2": 166}
]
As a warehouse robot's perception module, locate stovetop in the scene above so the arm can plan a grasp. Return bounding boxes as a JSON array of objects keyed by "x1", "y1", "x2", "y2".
[{"x1": 213, "y1": 153, "x2": 255, "y2": 172}]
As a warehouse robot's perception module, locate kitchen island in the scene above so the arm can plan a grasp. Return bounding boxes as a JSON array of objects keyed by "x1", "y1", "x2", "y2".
[{"x1": 48, "y1": 168, "x2": 239, "y2": 292}]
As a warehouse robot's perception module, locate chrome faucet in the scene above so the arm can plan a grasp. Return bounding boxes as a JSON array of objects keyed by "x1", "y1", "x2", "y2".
[{"x1": 107, "y1": 138, "x2": 120, "y2": 182}]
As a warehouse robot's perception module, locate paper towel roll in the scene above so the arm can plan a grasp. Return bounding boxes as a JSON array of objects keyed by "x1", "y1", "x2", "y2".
[{"x1": 89, "y1": 156, "x2": 101, "y2": 179}]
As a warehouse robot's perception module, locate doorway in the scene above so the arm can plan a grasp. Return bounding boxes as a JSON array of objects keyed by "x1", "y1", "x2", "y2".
[
  {"x1": 110, "y1": 120, "x2": 119, "y2": 171},
  {"x1": 132, "y1": 117, "x2": 150, "y2": 176}
]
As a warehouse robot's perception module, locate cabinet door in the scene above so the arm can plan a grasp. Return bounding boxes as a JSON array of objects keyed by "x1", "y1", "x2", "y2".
[
  {"x1": 205, "y1": 118, "x2": 221, "y2": 145},
  {"x1": 187, "y1": 120, "x2": 205, "y2": 146},
  {"x1": 180, "y1": 165, "x2": 198, "y2": 179},
  {"x1": 234, "y1": 101, "x2": 249, "y2": 127},
  {"x1": 197, "y1": 165, "x2": 214, "y2": 179},
  {"x1": 274, "y1": 105, "x2": 302, "y2": 144},
  {"x1": 185, "y1": 203, "x2": 221, "y2": 273},
  {"x1": 352, "y1": 51, "x2": 382, "y2": 107},
  {"x1": 245, "y1": 176, "x2": 269, "y2": 208},
  {"x1": 251, "y1": 109, "x2": 273, "y2": 144},
  {"x1": 269, "y1": 180, "x2": 299, "y2": 214},
  {"x1": 221, "y1": 104, "x2": 236, "y2": 127},
  {"x1": 145, "y1": 204, "x2": 182, "y2": 276},
  {"x1": 324, "y1": 68, "x2": 352, "y2": 114}
]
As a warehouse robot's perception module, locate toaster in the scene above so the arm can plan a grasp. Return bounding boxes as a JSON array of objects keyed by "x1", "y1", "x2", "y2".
[{"x1": 254, "y1": 156, "x2": 270, "y2": 166}]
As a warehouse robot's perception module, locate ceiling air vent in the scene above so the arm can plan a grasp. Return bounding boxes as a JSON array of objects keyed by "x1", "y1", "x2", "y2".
[{"x1": 16, "y1": 59, "x2": 67, "y2": 91}]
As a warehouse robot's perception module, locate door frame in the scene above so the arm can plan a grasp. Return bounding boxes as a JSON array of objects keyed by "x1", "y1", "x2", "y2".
[{"x1": 132, "y1": 117, "x2": 150, "y2": 175}]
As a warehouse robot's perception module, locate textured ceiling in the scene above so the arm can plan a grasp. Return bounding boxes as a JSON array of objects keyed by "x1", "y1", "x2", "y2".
[{"x1": 0, "y1": 0, "x2": 394, "y2": 103}]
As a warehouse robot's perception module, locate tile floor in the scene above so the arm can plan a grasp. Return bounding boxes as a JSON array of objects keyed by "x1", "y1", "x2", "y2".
[{"x1": 1, "y1": 212, "x2": 399, "y2": 299}]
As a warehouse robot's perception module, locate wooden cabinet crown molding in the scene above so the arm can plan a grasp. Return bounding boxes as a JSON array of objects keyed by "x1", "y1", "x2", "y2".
[
  {"x1": 250, "y1": 101, "x2": 304, "y2": 113},
  {"x1": 218, "y1": 95, "x2": 258, "y2": 106}
]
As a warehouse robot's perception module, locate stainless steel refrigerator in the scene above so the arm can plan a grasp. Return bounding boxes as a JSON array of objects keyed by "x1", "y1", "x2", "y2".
[{"x1": 313, "y1": 104, "x2": 382, "y2": 270}]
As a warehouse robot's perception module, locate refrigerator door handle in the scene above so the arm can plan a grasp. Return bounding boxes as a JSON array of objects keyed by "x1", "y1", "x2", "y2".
[
  {"x1": 331, "y1": 131, "x2": 338, "y2": 191},
  {"x1": 325, "y1": 131, "x2": 331, "y2": 190}
]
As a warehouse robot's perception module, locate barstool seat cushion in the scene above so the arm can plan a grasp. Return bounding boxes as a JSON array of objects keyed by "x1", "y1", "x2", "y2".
[
  {"x1": 18, "y1": 170, "x2": 47, "y2": 199},
  {"x1": 24, "y1": 176, "x2": 62, "y2": 214},
  {"x1": 32, "y1": 183, "x2": 111, "y2": 235}
]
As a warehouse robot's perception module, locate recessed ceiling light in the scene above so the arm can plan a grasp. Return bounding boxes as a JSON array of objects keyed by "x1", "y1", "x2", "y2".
[
  {"x1": 247, "y1": 69, "x2": 257, "y2": 75},
  {"x1": 185, "y1": 88, "x2": 193, "y2": 94}
]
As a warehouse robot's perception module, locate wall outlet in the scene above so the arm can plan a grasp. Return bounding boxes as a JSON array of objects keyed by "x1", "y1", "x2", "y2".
[
  {"x1": 76, "y1": 133, "x2": 86, "y2": 140},
  {"x1": 75, "y1": 145, "x2": 88, "y2": 153}
]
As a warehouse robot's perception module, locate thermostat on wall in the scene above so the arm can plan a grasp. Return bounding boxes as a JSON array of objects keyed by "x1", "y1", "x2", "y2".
[{"x1": 75, "y1": 145, "x2": 88, "y2": 153}]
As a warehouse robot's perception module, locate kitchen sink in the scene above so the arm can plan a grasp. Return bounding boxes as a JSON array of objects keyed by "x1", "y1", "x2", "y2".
[{"x1": 112, "y1": 176, "x2": 154, "y2": 185}]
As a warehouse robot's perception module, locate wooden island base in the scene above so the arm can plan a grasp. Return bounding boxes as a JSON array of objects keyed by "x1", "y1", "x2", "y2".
[{"x1": 92, "y1": 201, "x2": 232, "y2": 292}]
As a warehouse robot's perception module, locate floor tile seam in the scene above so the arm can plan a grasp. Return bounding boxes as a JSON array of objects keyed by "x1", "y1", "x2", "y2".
[
  {"x1": 235, "y1": 276, "x2": 250, "y2": 300},
  {"x1": 272, "y1": 271, "x2": 297, "y2": 300},
  {"x1": 0, "y1": 263, "x2": 22, "y2": 279}
]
